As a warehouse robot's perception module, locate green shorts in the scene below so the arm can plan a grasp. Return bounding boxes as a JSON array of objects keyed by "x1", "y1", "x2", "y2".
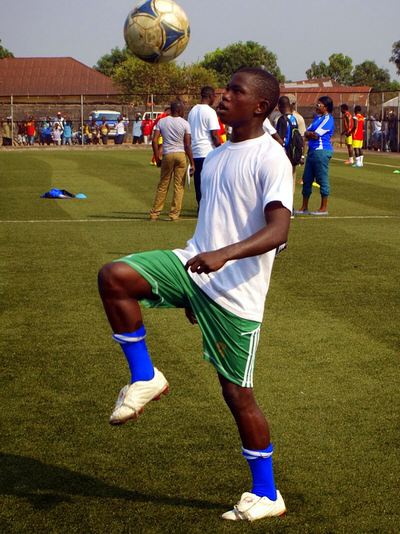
[{"x1": 117, "y1": 250, "x2": 261, "y2": 387}]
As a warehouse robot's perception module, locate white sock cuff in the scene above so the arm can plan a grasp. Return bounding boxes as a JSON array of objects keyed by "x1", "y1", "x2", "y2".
[
  {"x1": 242, "y1": 446, "x2": 273, "y2": 460},
  {"x1": 113, "y1": 332, "x2": 146, "y2": 344}
]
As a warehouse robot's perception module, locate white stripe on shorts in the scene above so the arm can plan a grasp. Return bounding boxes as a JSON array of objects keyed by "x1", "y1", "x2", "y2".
[{"x1": 241, "y1": 326, "x2": 261, "y2": 387}]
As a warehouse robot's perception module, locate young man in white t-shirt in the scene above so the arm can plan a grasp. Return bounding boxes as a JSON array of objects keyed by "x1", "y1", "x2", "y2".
[
  {"x1": 98, "y1": 68, "x2": 293, "y2": 522},
  {"x1": 188, "y1": 86, "x2": 221, "y2": 207}
]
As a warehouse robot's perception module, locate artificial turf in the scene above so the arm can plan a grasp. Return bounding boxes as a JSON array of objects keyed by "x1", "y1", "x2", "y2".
[{"x1": 1, "y1": 147, "x2": 399, "y2": 533}]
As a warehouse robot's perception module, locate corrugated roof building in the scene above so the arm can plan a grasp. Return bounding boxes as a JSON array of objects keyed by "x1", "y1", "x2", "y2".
[
  {"x1": 0, "y1": 57, "x2": 126, "y2": 123},
  {"x1": 280, "y1": 78, "x2": 372, "y2": 108},
  {"x1": 0, "y1": 57, "x2": 119, "y2": 97}
]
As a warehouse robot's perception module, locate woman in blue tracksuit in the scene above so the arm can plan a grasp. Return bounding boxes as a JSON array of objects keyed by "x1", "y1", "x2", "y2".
[{"x1": 295, "y1": 96, "x2": 334, "y2": 215}]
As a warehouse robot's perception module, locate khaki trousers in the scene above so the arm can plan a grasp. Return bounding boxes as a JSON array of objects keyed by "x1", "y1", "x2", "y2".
[{"x1": 150, "y1": 152, "x2": 187, "y2": 220}]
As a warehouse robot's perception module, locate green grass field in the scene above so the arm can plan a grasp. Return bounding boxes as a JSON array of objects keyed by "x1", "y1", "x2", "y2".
[{"x1": 1, "y1": 147, "x2": 399, "y2": 534}]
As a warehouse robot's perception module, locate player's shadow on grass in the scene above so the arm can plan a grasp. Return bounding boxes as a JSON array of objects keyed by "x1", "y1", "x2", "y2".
[{"x1": 0, "y1": 453, "x2": 225, "y2": 511}]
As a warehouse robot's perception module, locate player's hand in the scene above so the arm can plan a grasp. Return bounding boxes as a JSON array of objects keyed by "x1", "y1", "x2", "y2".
[
  {"x1": 185, "y1": 250, "x2": 228, "y2": 274},
  {"x1": 189, "y1": 165, "x2": 195, "y2": 175},
  {"x1": 305, "y1": 131, "x2": 318, "y2": 140},
  {"x1": 185, "y1": 307, "x2": 198, "y2": 325}
]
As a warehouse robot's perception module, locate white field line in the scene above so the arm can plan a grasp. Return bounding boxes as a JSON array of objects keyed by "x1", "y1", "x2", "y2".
[
  {"x1": 290, "y1": 215, "x2": 400, "y2": 220},
  {"x1": 0, "y1": 218, "x2": 195, "y2": 223},
  {"x1": 331, "y1": 157, "x2": 400, "y2": 169},
  {"x1": 1, "y1": 215, "x2": 399, "y2": 224}
]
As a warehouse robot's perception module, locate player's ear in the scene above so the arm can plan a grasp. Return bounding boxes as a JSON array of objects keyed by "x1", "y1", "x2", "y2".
[{"x1": 255, "y1": 98, "x2": 270, "y2": 117}]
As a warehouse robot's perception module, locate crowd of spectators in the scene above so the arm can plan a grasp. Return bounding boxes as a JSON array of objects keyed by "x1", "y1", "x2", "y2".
[
  {"x1": 0, "y1": 112, "x2": 131, "y2": 147},
  {"x1": 0, "y1": 108, "x2": 398, "y2": 151},
  {"x1": 0, "y1": 108, "x2": 225, "y2": 149},
  {"x1": 368, "y1": 110, "x2": 398, "y2": 152}
]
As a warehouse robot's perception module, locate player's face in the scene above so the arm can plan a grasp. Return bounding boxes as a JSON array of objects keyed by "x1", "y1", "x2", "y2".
[
  {"x1": 217, "y1": 72, "x2": 267, "y2": 127},
  {"x1": 316, "y1": 101, "x2": 327, "y2": 115}
]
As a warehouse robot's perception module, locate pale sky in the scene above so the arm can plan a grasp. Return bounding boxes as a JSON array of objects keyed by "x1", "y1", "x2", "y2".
[{"x1": 1, "y1": 0, "x2": 399, "y2": 82}]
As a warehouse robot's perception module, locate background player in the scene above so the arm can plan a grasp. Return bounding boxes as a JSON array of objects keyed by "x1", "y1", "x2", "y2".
[
  {"x1": 188, "y1": 86, "x2": 221, "y2": 209},
  {"x1": 340, "y1": 104, "x2": 355, "y2": 164},
  {"x1": 352, "y1": 106, "x2": 365, "y2": 167}
]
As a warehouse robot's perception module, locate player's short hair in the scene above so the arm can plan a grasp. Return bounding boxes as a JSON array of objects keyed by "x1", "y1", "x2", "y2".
[
  {"x1": 319, "y1": 96, "x2": 333, "y2": 113},
  {"x1": 171, "y1": 100, "x2": 184, "y2": 115},
  {"x1": 236, "y1": 68, "x2": 280, "y2": 116},
  {"x1": 354, "y1": 105, "x2": 362, "y2": 113},
  {"x1": 278, "y1": 95, "x2": 290, "y2": 107},
  {"x1": 341, "y1": 104, "x2": 349, "y2": 110},
  {"x1": 201, "y1": 86, "x2": 215, "y2": 98}
]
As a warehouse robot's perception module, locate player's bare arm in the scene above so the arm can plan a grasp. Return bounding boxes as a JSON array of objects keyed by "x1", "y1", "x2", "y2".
[
  {"x1": 152, "y1": 130, "x2": 162, "y2": 165},
  {"x1": 183, "y1": 133, "x2": 195, "y2": 174},
  {"x1": 210, "y1": 130, "x2": 221, "y2": 147},
  {"x1": 185, "y1": 201, "x2": 290, "y2": 275},
  {"x1": 341, "y1": 114, "x2": 349, "y2": 135},
  {"x1": 304, "y1": 130, "x2": 319, "y2": 140},
  {"x1": 184, "y1": 306, "x2": 198, "y2": 325},
  {"x1": 352, "y1": 116, "x2": 358, "y2": 134}
]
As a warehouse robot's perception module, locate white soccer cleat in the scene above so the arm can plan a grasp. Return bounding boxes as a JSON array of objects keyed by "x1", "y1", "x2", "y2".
[
  {"x1": 221, "y1": 491, "x2": 286, "y2": 522},
  {"x1": 109, "y1": 367, "x2": 169, "y2": 425}
]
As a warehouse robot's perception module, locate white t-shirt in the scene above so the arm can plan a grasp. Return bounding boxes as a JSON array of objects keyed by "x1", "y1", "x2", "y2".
[
  {"x1": 262, "y1": 117, "x2": 277, "y2": 135},
  {"x1": 187, "y1": 104, "x2": 220, "y2": 158},
  {"x1": 173, "y1": 133, "x2": 293, "y2": 322},
  {"x1": 116, "y1": 121, "x2": 125, "y2": 135},
  {"x1": 155, "y1": 115, "x2": 191, "y2": 154}
]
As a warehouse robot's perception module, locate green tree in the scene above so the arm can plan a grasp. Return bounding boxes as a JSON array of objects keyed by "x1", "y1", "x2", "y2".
[
  {"x1": 200, "y1": 41, "x2": 284, "y2": 86},
  {"x1": 389, "y1": 40, "x2": 400, "y2": 76},
  {"x1": 306, "y1": 53, "x2": 353, "y2": 85},
  {"x1": 113, "y1": 56, "x2": 179, "y2": 95},
  {"x1": 94, "y1": 47, "x2": 131, "y2": 77},
  {"x1": 305, "y1": 60, "x2": 329, "y2": 79},
  {"x1": 328, "y1": 53, "x2": 353, "y2": 85},
  {"x1": 352, "y1": 60, "x2": 391, "y2": 91},
  {"x1": 112, "y1": 57, "x2": 219, "y2": 100},
  {"x1": 387, "y1": 79, "x2": 400, "y2": 90},
  {"x1": 175, "y1": 63, "x2": 219, "y2": 95},
  {"x1": 0, "y1": 38, "x2": 14, "y2": 59}
]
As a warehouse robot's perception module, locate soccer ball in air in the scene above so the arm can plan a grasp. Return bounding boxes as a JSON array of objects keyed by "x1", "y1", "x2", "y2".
[{"x1": 124, "y1": 0, "x2": 190, "y2": 64}]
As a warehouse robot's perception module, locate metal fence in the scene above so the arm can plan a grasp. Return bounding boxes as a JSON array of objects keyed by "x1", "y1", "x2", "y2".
[{"x1": 1, "y1": 90, "x2": 399, "y2": 151}]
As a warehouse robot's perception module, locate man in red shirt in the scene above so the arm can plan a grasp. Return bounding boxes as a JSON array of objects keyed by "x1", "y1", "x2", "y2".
[
  {"x1": 352, "y1": 106, "x2": 365, "y2": 167},
  {"x1": 340, "y1": 104, "x2": 355, "y2": 164},
  {"x1": 149, "y1": 108, "x2": 171, "y2": 165},
  {"x1": 26, "y1": 116, "x2": 36, "y2": 146}
]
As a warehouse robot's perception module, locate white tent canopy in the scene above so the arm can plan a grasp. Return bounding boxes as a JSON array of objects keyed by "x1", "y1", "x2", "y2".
[{"x1": 383, "y1": 96, "x2": 399, "y2": 107}]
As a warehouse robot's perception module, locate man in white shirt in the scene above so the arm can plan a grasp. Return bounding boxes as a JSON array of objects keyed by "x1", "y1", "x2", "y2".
[
  {"x1": 56, "y1": 111, "x2": 65, "y2": 144},
  {"x1": 188, "y1": 87, "x2": 221, "y2": 208}
]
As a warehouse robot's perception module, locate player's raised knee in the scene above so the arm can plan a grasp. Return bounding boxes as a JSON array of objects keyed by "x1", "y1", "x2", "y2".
[{"x1": 98, "y1": 261, "x2": 132, "y2": 294}]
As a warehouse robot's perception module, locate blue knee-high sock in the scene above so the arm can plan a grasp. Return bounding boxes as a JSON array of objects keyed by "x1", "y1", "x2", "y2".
[
  {"x1": 242, "y1": 444, "x2": 277, "y2": 500},
  {"x1": 113, "y1": 325, "x2": 154, "y2": 383}
]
